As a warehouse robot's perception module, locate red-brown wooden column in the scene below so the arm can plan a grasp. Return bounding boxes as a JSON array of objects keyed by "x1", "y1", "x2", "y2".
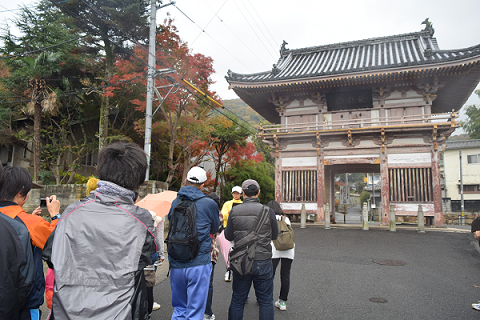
[
  {"x1": 317, "y1": 150, "x2": 325, "y2": 222},
  {"x1": 380, "y1": 149, "x2": 390, "y2": 225},
  {"x1": 275, "y1": 152, "x2": 282, "y2": 204},
  {"x1": 431, "y1": 148, "x2": 444, "y2": 226}
]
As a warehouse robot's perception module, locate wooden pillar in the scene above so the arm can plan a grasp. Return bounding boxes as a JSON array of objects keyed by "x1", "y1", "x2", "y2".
[
  {"x1": 275, "y1": 152, "x2": 282, "y2": 204},
  {"x1": 329, "y1": 169, "x2": 336, "y2": 224},
  {"x1": 431, "y1": 148, "x2": 444, "y2": 226},
  {"x1": 324, "y1": 166, "x2": 332, "y2": 223},
  {"x1": 380, "y1": 149, "x2": 390, "y2": 225},
  {"x1": 317, "y1": 150, "x2": 325, "y2": 222}
]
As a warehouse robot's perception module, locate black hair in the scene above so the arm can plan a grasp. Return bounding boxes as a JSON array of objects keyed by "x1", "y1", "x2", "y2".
[
  {"x1": 185, "y1": 180, "x2": 203, "y2": 188},
  {"x1": 207, "y1": 192, "x2": 221, "y2": 210},
  {"x1": 267, "y1": 200, "x2": 284, "y2": 216},
  {"x1": 243, "y1": 184, "x2": 259, "y2": 197},
  {"x1": 96, "y1": 142, "x2": 147, "y2": 191},
  {"x1": 0, "y1": 166, "x2": 32, "y2": 201}
]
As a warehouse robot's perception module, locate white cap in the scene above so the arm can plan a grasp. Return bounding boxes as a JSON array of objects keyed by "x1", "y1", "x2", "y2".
[
  {"x1": 232, "y1": 186, "x2": 242, "y2": 193},
  {"x1": 187, "y1": 167, "x2": 207, "y2": 184}
]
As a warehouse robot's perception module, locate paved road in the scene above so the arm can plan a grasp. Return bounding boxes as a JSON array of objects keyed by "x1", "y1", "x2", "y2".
[{"x1": 152, "y1": 225, "x2": 480, "y2": 320}]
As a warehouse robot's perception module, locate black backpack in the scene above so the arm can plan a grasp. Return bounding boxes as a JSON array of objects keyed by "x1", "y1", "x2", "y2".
[{"x1": 165, "y1": 196, "x2": 204, "y2": 262}]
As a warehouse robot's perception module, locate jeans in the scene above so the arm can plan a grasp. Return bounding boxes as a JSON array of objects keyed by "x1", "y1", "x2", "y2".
[
  {"x1": 205, "y1": 262, "x2": 215, "y2": 316},
  {"x1": 170, "y1": 264, "x2": 212, "y2": 320},
  {"x1": 272, "y1": 258, "x2": 292, "y2": 301},
  {"x1": 228, "y1": 259, "x2": 274, "y2": 320}
]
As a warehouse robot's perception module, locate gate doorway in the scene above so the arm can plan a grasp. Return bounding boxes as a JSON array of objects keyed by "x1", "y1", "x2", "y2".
[{"x1": 325, "y1": 164, "x2": 379, "y2": 225}]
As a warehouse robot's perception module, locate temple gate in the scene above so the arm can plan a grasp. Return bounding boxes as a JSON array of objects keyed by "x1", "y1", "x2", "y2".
[{"x1": 226, "y1": 24, "x2": 480, "y2": 226}]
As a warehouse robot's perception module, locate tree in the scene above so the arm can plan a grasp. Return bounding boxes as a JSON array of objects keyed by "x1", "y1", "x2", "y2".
[
  {"x1": 113, "y1": 17, "x2": 217, "y2": 185},
  {"x1": 51, "y1": 0, "x2": 150, "y2": 149},
  {"x1": 14, "y1": 52, "x2": 61, "y2": 181},
  {"x1": 224, "y1": 160, "x2": 275, "y2": 204},
  {"x1": 210, "y1": 114, "x2": 251, "y2": 191},
  {"x1": 461, "y1": 90, "x2": 480, "y2": 139},
  {"x1": 0, "y1": 1, "x2": 98, "y2": 181}
]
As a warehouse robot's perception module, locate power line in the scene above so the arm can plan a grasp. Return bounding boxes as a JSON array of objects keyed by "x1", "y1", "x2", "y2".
[
  {"x1": 190, "y1": 0, "x2": 227, "y2": 47},
  {"x1": 239, "y1": 0, "x2": 277, "y2": 56},
  {"x1": 3, "y1": 0, "x2": 257, "y2": 137},
  {"x1": 172, "y1": 3, "x2": 254, "y2": 73},
  {"x1": 231, "y1": 0, "x2": 276, "y2": 61},
  {"x1": 195, "y1": 0, "x2": 269, "y2": 70},
  {"x1": 0, "y1": 36, "x2": 85, "y2": 60},
  {"x1": 244, "y1": 0, "x2": 279, "y2": 53}
]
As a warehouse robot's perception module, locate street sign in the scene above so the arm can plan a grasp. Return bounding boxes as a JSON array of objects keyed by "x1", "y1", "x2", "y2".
[{"x1": 340, "y1": 185, "x2": 349, "y2": 204}]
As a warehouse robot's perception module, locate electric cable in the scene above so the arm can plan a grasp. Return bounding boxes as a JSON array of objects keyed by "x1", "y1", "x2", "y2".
[
  {"x1": 238, "y1": 0, "x2": 277, "y2": 56},
  {"x1": 231, "y1": 1, "x2": 276, "y2": 61},
  {"x1": 244, "y1": 0, "x2": 279, "y2": 53},
  {"x1": 0, "y1": 36, "x2": 86, "y2": 59}
]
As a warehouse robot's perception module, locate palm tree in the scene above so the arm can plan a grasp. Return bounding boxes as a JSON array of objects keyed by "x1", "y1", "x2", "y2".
[{"x1": 16, "y1": 52, "x2": 60, "y2": 181}]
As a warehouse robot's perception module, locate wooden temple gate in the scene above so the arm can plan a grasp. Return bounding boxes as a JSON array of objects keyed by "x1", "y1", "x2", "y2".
[{"x1": 227, "y1": 24, "x2": 480, "y2": 226}]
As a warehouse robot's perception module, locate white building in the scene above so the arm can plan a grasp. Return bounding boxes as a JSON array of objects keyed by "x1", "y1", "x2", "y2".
[{"x1": 443, "y1": 140, "x2": 480, "y2": 212}]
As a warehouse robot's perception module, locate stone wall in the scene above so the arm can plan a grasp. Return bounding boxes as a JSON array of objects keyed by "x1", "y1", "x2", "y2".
[{"x1": 24, "y1": 180, "x2": 168, "y2": 217}]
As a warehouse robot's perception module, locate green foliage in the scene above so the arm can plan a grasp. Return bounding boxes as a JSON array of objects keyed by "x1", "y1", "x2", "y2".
[
  {"x1": 360, "y1": 190, "x2": 370, "y2": 205},
  {"x1": 222, "y1": 99, "x2": 266, "y2": 126},
  {"x1": 461, "y1": 91, "x2": 480, "y2": 139},
  {"x1": 253, "y1": 135, "x2": 274, "y2": 166},
  {"x1": 38, "y1": 170, "x2": 53, "y2": 185},
  {"x1": 224, "y1": 160, "x2": 275, "y2": 204},
  {"x1": 59, "y1": 171, "x2": 89, "y2": 184}
]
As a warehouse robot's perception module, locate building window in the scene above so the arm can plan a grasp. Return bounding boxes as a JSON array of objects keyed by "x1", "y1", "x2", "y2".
[
  {"x1": 282, "y1": 170, "x2": 317, "y2": 202},
  {"x1": 458, "y1": 184, "x2": 480, "y2": 194},
  {"x1": 467, "y1": 154, "x2": 480, "y2": 164},
  {"x1": 389, "y1": 168, "x2": 432, "y2": 202},
  {"x1": 81, "y1": 150, "x2": 98, "y2": 167}
]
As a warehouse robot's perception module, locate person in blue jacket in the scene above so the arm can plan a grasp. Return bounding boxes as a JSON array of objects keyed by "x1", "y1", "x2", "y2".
[{"x1": 167, "y1": 166, "x2": 220, "y2": 320}]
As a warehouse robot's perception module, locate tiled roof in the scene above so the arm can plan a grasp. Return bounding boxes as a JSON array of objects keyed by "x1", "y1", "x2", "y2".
[
  {"x1": 446, "y1": 139, "x2": 480, "y2": 149},
  {"x1": 226, "y1": 28, "x2": 480, "y2": 83}
]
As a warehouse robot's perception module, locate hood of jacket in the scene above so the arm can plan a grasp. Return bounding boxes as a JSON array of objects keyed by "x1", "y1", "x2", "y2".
[{"x1": 167, "y1": 186, "x2": 220, "y2": 269}]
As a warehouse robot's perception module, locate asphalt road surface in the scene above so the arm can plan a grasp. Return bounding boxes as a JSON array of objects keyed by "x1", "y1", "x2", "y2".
[{"x1": 152, "y1": 225, "x2": 480, "y2": 320}]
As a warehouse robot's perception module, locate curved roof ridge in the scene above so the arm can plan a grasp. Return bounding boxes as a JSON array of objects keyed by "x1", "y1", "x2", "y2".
[{"x1": 281, "y1": 30, "x2": 433, "y2": 56}]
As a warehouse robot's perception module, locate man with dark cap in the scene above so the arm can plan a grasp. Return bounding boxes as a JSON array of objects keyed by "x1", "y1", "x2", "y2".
[{"x1": 224, "y1": 179, "x2": 278, "y2": 320}]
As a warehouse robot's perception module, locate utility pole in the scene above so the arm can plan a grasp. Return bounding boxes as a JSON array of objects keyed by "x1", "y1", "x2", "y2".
[
  {"x1": 459, "y1": 150, "x2": 465, "y2": 225},
  {"x1": 144, "y1": 0, "x2": 175, "y2": 181},
  {"x1": 144, "y1": 0, "x2": 157, "y2": 181}
]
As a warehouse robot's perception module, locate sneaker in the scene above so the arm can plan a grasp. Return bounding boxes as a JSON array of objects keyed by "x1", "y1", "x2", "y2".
[
  {"x1": 224, "y1": 270, "x2": 232, "y2": 282},
  {"x1": 153, "y1": 259, "x2": 163, "y2": 267},
  {"x1": 274, "y1": 299, "x2": 286, "y2": 311},
  {"x1": 203, "y1": 314, "x2": 215, "y2": 320},
  {"x1": 152, "y1": 302, "x2": 161, "y2": 311},
  {"x1": 473, "y1": 303, "x2": 480, "y2": 311}
]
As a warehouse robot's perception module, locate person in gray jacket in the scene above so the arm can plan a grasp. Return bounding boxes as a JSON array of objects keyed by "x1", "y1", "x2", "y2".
[
  {"x1": 224, "y1": 179, "x2": 278, "y2": 320},
  {"x1": 43, "y1": 142, "x2": 157, "y2": 320}
]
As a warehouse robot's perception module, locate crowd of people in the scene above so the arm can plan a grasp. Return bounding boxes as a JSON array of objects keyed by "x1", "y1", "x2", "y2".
[{"x1": 0, "y1": 142, "x2": 295, "y2": 320}]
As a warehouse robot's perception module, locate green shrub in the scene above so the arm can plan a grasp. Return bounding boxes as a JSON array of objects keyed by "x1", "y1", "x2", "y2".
[{"x1": 360, "y1": 190, "x2": 370, "y2": 205}]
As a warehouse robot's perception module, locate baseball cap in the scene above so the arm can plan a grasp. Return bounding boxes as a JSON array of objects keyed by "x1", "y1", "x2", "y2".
[
  {"x1": 242, "y1": 179, "x2": 260, "y2": 192},
  {"x1": 186, "y1": 166, "x2": 207, "y2": 184},
  {"x1": 232, "y1": 186, "x2": 242, "y2": 193}
]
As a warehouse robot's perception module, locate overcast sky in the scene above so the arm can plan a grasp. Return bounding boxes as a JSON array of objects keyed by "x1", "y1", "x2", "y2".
[{"x1": 1, "y1": 0, "x2": 480, "y2": 133}]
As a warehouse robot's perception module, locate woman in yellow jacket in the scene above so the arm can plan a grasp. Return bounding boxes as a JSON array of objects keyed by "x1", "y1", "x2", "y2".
[{"x1": 219, "y1": 186, "x2": 242, "y2": 281}]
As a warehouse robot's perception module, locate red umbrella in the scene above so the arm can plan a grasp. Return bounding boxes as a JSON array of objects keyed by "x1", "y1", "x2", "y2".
[{"x1": 136, "y1": 190, "x2": 178, "y2": 218}]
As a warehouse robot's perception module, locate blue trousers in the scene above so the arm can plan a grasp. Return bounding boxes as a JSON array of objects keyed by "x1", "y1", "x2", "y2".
[
  {"x1": 170, "y1": 264, "x2": 212, "y2": 320},
  {"x1": 228, "y1": 259, "x2": 274, "y2": 320},
  {"x1": 205, "y1": 262, "x2": 215, "y2": 316}
]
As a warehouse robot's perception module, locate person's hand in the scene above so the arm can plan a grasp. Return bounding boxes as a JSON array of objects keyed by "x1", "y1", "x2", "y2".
[
  {"x1": 32, "y1": 206, "x2": 42, "y2": 216},
  {"x1": 46, "y1": 195, "x2": 61, "y2": 218},
  {"x1": 475, "y1": 230, "x2": 480, "y2": 240}
]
